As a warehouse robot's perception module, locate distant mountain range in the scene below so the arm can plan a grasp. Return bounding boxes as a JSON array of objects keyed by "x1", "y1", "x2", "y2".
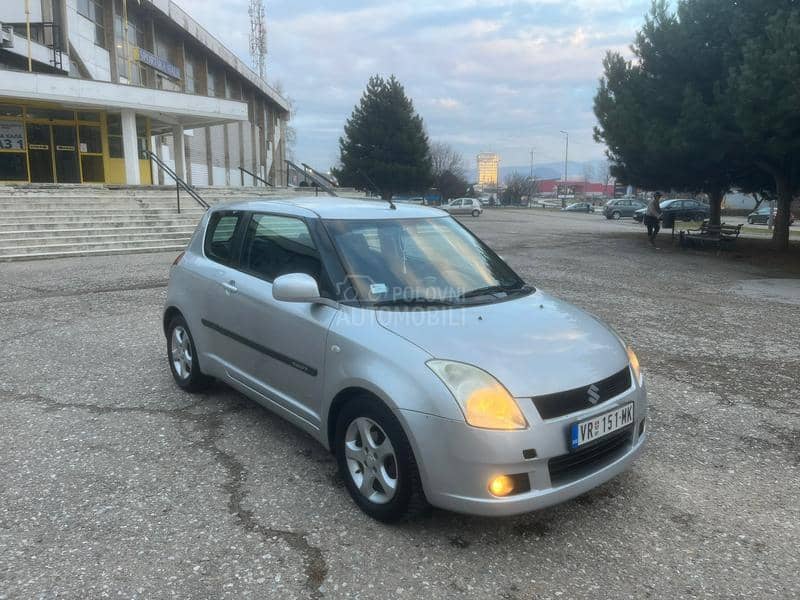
[{"x1": 473, "y1": 160, "x2": 610, "y2": 183}]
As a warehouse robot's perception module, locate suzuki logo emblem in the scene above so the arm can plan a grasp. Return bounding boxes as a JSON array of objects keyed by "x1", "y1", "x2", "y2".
[{"x1": 587, "y1": 384, "x2": 601, "y2": 405}]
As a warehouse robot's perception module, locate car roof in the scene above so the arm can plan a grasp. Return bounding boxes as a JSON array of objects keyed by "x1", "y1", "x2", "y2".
[{"x1": 211, "y1": 196, "x2": 448, "y2": 220}]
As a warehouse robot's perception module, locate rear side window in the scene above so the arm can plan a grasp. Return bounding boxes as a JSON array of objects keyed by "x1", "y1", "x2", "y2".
[
  {"x1": 205, "y1": 212, "x2": 241, "y2": 265},
  {"x1": 241, "y1": 213, "x2": 324, "y2": 286}
]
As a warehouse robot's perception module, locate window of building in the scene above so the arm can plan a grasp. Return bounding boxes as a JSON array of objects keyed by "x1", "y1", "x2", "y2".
[
  {"x1": 184, "y1": 58, "x2": 195, "y2": 93},
  {"x1": 136, "y1": 116, "x2": 149, "y2": 159},
  {"x1": 0, "y1": 105, "x2": 23, "y2": 118},
  {"x1": 77, "y1": 0, "x2": 105, "y2": 47},
  {"x1": 107, "y1": 113, "x2": 123, "y2": 158},
  {"x1": 106, "y1": 114, "x2": 149, "y2": 159},
  {"x1": 25, "y1": 108, "x2": 75, "y2": 121},
  {"x1": 113, "y1": 7, "x2": 146, "y2": 85},
  {"x1": 0, "y1": 120, "x2": 28, "y2": 181},
  {"x1": 225, "y1": 76, "x2": 242, "y2": 100},
  {"x1": 206, "y1": 67, "x2": 216, "y2": 97}
]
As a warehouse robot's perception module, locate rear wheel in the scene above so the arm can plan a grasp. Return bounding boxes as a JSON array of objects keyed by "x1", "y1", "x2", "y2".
[
  {"x1": 747, "y1": 217, "x2": 754, "y2": 224},
  {"x1": 612, "y1": 211, "x2": 622, "y2": 220},
  {"x1": 166, "y1": 315, "x2": 212, "y2": 392},
  {"x1": 335, "y1": 395, "x2": 427, "y2": 522},
  {"x1": 471, "y1": 209, "x2": 480, "y2": 217}
]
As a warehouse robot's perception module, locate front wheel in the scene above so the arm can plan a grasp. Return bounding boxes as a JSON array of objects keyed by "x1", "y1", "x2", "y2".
[
  {"x1": 612, "y1": 211, "x2": 622, "y2": 220},
  {"x1": 166, "y1": 315, "x2": 212, "y2": 392},
  {"x1": 471, "y1": 209, "x2": 480, "y2": 217},
  {"x1": 335, "y1": 396, "x2": 427, "y2": 522}
]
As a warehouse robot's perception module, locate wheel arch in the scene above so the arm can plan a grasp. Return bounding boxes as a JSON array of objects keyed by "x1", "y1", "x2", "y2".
[
  {"x1": 326, "y1": 386, "x2": 388, "y2": 453},
  {"x1": 163, "y1": 305, "x2": 184, "y2": 337}
]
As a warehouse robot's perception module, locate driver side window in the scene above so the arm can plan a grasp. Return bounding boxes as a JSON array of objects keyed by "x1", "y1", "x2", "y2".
[{"x1": 241, "y1": 213, "x2": 325, "y2": 290}]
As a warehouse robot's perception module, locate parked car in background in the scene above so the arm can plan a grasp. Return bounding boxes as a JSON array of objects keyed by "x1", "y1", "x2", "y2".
[
  {"x1": 164, "y1": 197, "x2": 647, "y2": 521},
  {"x1": 633, "y1": 199, "x2": 710, "y2": 224},
  {"x1": 443, "y1": 197, "x2": 483, "y2": 217},
  {"x1": 562, "y1": 202, "x2": 595, "y2": 213},
  {"x1": 747, "y1": 205, "x2": 796, "y2": 225},
  {"x1": 603, "y1": 198, "x2": 646, "y2": 219}
]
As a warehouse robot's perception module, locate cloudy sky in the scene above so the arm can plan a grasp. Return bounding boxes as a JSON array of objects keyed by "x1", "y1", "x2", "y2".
[{"x1": 175, "y1": 0, "x2": 651, "y2": 172}]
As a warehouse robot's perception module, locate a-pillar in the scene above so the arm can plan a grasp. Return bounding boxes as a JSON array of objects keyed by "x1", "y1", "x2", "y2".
[
  {"x1": 121, "y1": 109, "x2": 140, "y2": 185},
  {"x1": 172, "y1": 125, "x2": 186, "y2": 181}
]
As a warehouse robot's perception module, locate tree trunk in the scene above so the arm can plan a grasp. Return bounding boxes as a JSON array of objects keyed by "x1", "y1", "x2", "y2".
[
  {"x1": 708, "y1": 189, "x2": 724, "y2": 227},
  {"x1": 772, "y1": 175, "x2": 792, "y2": 251}
]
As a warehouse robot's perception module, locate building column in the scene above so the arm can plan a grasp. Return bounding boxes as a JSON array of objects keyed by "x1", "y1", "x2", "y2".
[
  {"x1": 172, "y1": 125, "x2": 186, "y2": 181},
  {"x1": 121, "y1": 109, "x2": 141, "y2": 185}
]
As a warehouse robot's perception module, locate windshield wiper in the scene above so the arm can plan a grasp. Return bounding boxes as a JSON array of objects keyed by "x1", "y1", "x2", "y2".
[
  {"x1": 373, "y1": 296, "x2": 454, "y2": 308},
  {"x1": 457, "y1": 284, "x2": 529, "y2": 300}
]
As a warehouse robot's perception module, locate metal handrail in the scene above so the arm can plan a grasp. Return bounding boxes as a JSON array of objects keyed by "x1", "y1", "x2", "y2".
[
  {"x1": 285, "y1": 159, "x2": 337, "y2": 196},
  {"x1": 238, "y1": 166, "x2": 273, "y2": 187},
  {"x1": 143, "y1": 150, "x2": 209, "y2": 212}
]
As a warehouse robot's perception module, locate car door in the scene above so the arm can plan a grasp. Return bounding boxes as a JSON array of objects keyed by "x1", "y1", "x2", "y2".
[
  {"x1": 448, "y1": 199, "x2": 462, "y2": 214},
  {"x1": 222, "y1": 212, "x2": 338, "y2": 429},
  {"x1": 194, "y1": 209, "x2": 249, "y2": 373}
]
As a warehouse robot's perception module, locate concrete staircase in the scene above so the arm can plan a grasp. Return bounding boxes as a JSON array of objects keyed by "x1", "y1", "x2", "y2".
[{"x1": 0, "y1": 184, "x2": 288, "y2": 261}]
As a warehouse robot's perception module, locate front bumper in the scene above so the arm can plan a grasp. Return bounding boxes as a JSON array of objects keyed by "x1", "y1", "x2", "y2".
[{"x1": 401, "y1": 380, "x2": 647, "y2": 517}]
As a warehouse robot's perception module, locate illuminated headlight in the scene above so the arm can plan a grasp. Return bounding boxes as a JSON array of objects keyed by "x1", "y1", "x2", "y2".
[
  {"x1": 627, "y1": 346, "x2": 643, "y2": 385},
  {"x1": 427, "y1": 360, "x2": 528, "y2": 430}
]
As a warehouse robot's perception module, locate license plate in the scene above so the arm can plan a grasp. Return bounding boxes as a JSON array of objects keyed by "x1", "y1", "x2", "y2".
[{"x1": 570, "y1": 403, "x2": 634, "y2": 450}]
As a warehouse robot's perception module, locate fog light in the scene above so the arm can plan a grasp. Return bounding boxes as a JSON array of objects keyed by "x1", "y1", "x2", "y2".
[{"x1": 488, "y1": 475, "x2": 515, "y2": 497}]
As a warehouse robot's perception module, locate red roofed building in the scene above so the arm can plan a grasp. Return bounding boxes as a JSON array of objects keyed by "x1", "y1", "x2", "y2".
[{"x1": 537, "y1": 179, "x2": 615, "y2": 198}]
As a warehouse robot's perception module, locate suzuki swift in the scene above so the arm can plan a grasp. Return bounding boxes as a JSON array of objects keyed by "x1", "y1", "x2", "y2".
[{"x1": 164, "y1": 197, "x2": 647, "y2": 522}]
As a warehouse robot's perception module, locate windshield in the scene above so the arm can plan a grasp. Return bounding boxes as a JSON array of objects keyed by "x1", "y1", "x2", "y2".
[{"x1": 324, "y1": 217, "x2": 530, "y2": 307}]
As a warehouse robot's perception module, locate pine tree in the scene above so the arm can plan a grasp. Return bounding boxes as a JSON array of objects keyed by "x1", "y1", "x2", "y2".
[{"x1": 334, "y1": 75, "x2": 433, "y2": 199}]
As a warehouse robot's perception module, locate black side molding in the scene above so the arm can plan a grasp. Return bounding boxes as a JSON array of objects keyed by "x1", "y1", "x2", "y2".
[{"x1": 201, "y1": 318, "x2": 318, "y2": 376}]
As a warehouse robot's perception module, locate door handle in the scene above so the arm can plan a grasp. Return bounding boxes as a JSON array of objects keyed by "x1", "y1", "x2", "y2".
[{"x1": 221, "y1": 280, "x2": 238, "y2": 295}]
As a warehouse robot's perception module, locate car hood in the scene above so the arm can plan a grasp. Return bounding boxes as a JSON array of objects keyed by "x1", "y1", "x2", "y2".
[{"x1": 375, "y1": 290, "x2": 629, "y2": 398}]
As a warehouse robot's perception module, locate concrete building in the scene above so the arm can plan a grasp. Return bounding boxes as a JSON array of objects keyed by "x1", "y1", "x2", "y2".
[
  {"x1": 0, "y1": 0, "x2": 289, "y2": 187},
  {"x1": 476, "y1": 152, "x2": 499, "y2": 188}
]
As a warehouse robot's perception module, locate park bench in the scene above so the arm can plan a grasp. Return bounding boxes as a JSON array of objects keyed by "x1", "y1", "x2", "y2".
[{"x1": 679, "y1": 220, "x2": 742, "y2": 250}]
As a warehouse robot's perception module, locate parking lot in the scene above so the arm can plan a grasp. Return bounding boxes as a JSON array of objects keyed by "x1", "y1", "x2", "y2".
[{"x1": 1, "y1": 209, "x2": 798, "y2": 599}]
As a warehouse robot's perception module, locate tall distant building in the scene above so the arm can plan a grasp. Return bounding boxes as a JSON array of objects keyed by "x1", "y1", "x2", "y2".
[{"x1": 477, "y1": 153, "x2": 500, "y2": 187}]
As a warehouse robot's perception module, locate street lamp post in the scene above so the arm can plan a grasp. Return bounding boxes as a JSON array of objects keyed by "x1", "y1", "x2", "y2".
[{"x1": 560, "y1": 130, "x2": 569, "y2": 208}]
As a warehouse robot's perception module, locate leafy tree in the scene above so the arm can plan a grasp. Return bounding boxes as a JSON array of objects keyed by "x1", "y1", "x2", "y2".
[
  {"x1": 594, "y1": 1, "x2": 739, "y2": 225},
  {"x1": 597, "y1": 2, "x2": 778, "y2": 222},
  {"x1": 729, "y1": 9, "x2": 800, "y2": 249},
  {"x1": 333, "y1": 75, "x2": 433, "y2": 199}
]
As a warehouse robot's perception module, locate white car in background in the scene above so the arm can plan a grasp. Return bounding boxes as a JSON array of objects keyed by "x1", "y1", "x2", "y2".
[{"x1": 443, "y1": 197, "x2": 483, "y2": 217}]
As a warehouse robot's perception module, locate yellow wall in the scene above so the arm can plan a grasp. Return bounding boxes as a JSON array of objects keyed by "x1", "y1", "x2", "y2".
[{"x1": 107, "y1": 158, "x2": 126, "y2": 184}]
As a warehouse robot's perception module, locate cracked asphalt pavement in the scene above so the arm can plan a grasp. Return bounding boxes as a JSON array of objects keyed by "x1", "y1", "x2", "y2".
[{"x1": 1, "y1": 210, "x2": 798, "y2": 599}]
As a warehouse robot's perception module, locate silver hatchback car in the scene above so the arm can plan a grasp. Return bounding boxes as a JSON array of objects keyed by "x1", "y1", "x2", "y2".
[{"x1": 164, "y1": 197, "x2": 647, "y2": 521}]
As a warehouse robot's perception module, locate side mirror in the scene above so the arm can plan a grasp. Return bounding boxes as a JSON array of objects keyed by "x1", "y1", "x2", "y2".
[{"x1": 272, "y1": 273, "x2": 337, "y2": 308}]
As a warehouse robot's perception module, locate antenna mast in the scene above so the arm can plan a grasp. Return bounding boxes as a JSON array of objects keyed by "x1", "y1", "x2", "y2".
[{"x1": 248, "y1": 0, "x2": 267, "y2": 79}]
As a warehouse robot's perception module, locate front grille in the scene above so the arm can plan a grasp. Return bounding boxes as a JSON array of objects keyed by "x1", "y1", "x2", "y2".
[
  {"x1": 531, "y1": 367, "x2": 632, "y2": 420},
  {"x1": 548, "y1": 427, "x2": 633, "y2": 486}
]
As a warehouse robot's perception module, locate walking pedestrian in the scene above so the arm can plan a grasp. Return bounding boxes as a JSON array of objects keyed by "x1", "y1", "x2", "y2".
[{"x1": 644, "y1": 192, "x2": 663, "y2": 245}]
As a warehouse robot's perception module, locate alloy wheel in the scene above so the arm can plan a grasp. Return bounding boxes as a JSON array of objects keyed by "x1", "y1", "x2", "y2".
[
  {"x1": 344, "y1": 417, "x2": 399, "y2": 504},
  {"x1": 170, "y1": 325, "x2": 193, "y2": 380}
]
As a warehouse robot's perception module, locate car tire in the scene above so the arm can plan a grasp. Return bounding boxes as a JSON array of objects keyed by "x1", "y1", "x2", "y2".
[
  {"x1": 747, "y1": 217, "x2": 754, "y2": 224},
  {"x1": 612, "y1": 211, "x2": 621, "y2": 220},
  {"x1": 166, "y1": 315, "x2": 212, "y2": 393},
  {"x1": 335, "y1": 394, "x2": 428, "y2": 522},
  {"x1": 472, "y1": 209, "x2": 480, "y2": 217}
]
